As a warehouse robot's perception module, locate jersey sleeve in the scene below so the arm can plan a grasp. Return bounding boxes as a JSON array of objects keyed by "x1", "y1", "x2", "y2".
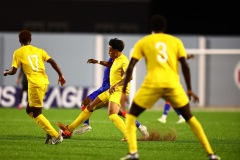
[
  {"x1": 131, "y1": 39, "x2": 144, "y2": 60},
  {"x1": 11, "y1": 51, "x2": 20, "y2": 69},
  {"x1": 177, "y1": 39, "x2": 187, "y2": 58},
  {"x1": 41, "y1": 49, "x2": 51, "y2": 61}
]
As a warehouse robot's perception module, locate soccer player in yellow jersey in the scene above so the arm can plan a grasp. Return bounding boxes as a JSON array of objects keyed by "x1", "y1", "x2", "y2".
[
  {"x1": 74, "y1": 58, "x2": 149, "y2": 138},
  {"x1": 120, "y1": 15, "x2": 220, "y2": 160},
  {"x1": 57, "y1": 38, "x2": 133, "y2": 140},
  {"x1": 3, "y1": 30, "x2": 66, "y2": 145}
]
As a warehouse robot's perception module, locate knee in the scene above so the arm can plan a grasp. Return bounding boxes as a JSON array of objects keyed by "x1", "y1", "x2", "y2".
[
  {"x1": 82, "y1": 97, "x2": 92, "y2": 106},
  {"x1": 129, "y1": 102, "x2": 145, "y2": 117},
  {"x1": 26, "y1": 106, "x2": 42, "y2": 118},
  {"x1": 86, "y1": 105, "x2": 94, "y2": 112},
  {"x1": 26, "y1": 108, "x2": 34, "y2": 118},
  {"x1": 177, "y1": 105, "x2": 193, "y2": 121}
]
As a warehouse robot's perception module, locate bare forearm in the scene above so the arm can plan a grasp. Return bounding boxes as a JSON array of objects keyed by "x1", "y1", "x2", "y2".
[
  {"x1": 99, "y1": 61, "x2": 112, "y2": 67},
  {"x1": 47, "y1": 58, "x2": 63, "y2": 77},
  {"x1": 87, "y1": 59, "x2": 112, "y2": 67},
  {"x1": 3, "y1": 67, "x2": 17, "y2": 76},
  {"x1": 182, "y1": 63, "x2": 192, "y2": 91},
  {"x1": 51, "y1": 63, "x2": 63, "y2": 77}
]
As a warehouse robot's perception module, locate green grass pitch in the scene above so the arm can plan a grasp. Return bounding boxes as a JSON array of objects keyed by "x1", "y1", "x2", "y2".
[{"x1": 0, "y1": 107, "x2": 239, "y2": 160}]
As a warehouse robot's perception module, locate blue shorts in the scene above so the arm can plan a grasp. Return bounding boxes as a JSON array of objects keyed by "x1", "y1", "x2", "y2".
[{"x1": 88, "y1": 85, "x2": 109, "y2": 101}]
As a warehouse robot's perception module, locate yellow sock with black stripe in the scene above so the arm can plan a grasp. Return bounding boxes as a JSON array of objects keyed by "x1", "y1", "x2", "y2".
[
  {"x1": 68, "y1": 108, "x2": 92, "y2": 132},
  {"x1": 188, "y1": 116, "x2": 214, "y2": 155},
  {"x1": 109, "y1": 114, "x2": 126, "y2": 137},
  {"x1": 126, "y1": 114, "x2": 138, "y2": 153},
  {"x1": 34, "y1": 114, "x2": 59, "y2": 138}
]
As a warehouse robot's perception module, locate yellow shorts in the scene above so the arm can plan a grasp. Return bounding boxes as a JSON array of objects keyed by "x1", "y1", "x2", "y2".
[
  {"x1": 28, "y1": 84, "x2": 48, "y2": 107},
  {"x1": 98, "y1": 89, "x2": 127, "y2": 106},
  {"x1": 133, "y1": 85, "x2": 189, "y2": 109}
]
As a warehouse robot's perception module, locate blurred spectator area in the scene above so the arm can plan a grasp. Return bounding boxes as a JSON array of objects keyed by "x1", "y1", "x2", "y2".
[
  {"x1": 22, "y1": 21, "x2": 69, "y2": 32},
  {"x1": 0, "y1": 0, "x2": 239, "y2": 35}
]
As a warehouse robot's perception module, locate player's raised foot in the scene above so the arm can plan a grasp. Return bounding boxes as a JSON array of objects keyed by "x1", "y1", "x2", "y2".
[
  {"x1": 57, "y1": 122, "x2": 72, "y2": 139},
  {"x1": 49, "y1": 136, "x2": 63, "y2": 145},
  {"x1": 138, "y1": 125, "x2": 149, "y2": 138},
  {"x1": 176, "y1": 118, "x2": 185, "y2": 124},
  {"x1": 45, "y1": 134, "x2": 52, "y2": 144},
  {"x1": 158, "y1": 117, "x2": 166, "y2": 123},
  {"x1": 74, "y1": 124, "x2": 92, "y2": 135},
  {"x1": 208, "y1": 154, "x2": 221, "y2": 160},
  {"x1": 120, "y1": 152, "x2": 139, "y2": 160}
]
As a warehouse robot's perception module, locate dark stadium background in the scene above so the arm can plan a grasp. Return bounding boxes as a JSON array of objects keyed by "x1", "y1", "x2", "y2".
[{"x1": 0, "y1": 0, "x2": 239, "y2": 35}]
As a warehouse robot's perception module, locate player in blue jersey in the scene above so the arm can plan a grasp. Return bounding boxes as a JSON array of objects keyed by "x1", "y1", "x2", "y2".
[
  {"x1": 74, "y1": 58, "x2": 149, "y2": 138},
  {"x1": 158, "y1": 101, "x2": 185, "y2": 124}
]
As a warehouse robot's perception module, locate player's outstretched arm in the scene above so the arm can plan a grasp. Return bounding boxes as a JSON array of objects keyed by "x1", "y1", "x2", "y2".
[
  {"x1": 179, "y1": 57, "x2": 199, "y2": 103},
  {"x1": 3, "y1": 67, "x2": 17, "y2": 76},
  {"x1": 47, "y1": 58, "x2": 66, "y2": 86},
  {"x1": 87, "y1": 59, "x2": 112, "y2": 67}
]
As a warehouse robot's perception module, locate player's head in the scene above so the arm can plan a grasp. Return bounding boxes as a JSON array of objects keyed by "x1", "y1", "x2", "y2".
[
  {"x1": 19, "y1": 30, "x2": 32, "y2": 45},
  {"x1": 109, "y1": 38, "x2": 124, "y2": 52},
  {"x1": 150, "y1": 14, "x2": 167, "y2": 33}
]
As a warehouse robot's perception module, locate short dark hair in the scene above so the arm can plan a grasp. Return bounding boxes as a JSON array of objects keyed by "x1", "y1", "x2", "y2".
[
  {"x1": 19, "y1": 30, "x2": 31, "y2": 44},
  {"x1": 150, "y1": 15, "x2": 167, "y2": 33},
  {"x1": 109, "y1": 38, "x2": 124, "y2": 52}
]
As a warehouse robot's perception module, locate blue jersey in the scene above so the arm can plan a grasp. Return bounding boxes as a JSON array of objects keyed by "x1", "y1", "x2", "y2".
[{"x1": 88, "y1": 58, "x2": 113, "y2": 100}]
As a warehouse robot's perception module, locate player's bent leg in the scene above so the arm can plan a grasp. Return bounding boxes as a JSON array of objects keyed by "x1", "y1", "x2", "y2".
[
  {"x1": 129, "y1": 102, "x2": 146, "y2": 117},
  {"x1": 178, "y1": 105, "x2": 220, "y2": 159},
  {"x1": 125, "y1": 113, "x2": 138, "y2": 154},
  {"x1": 79, "y1": 106, "x2": 90, "y2": 129},
  {"x1": 27, "y1": 106, "x2": 63, "y2": 144},
  {"x1": 123, "y1": 102, "x2": 146, "y2": 157},
  {"x1": 119, "y1": 109, "x2": 149, "y2": 138},
  {"x1": 58, "y1": 108, "x2": 93, "y2": 138},
  {"x1": 57, "y1": 104, "x2": 95, "y2": 138},
  {"x1": 74, "y1": 98, "x2": 106, "y2": 135},
  {"x1": 109, "y1": 113, "x2": 127, "y2": 139}
]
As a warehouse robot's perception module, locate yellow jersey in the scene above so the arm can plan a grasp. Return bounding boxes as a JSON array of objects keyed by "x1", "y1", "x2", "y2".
[
  {"x1": 131, "y1": 33, "x2": 187, "y2": 88},
  {"x1": 11, "y1": 45, "x2": 51, "y2": 87},
  {"x1": 110, "y1": 54, "x2": 130, "y2": 93}
]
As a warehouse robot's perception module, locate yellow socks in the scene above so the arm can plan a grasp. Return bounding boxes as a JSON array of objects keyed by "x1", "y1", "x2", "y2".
[
  {"x1": 126, "y1": 114, "x2": 138, "y2": 153},
  {"x1": 34, "y1": 114, "x2": 59, "y2": 138},
  {"x1": 68, "y1": 108, "x2": 92, "y2": 132},
  {"x1": 109, "y1": 114, "x2": 127, "y2": 137},
  {"x1": 188, "y1": 116, "x2": 214, "y2": 155}
]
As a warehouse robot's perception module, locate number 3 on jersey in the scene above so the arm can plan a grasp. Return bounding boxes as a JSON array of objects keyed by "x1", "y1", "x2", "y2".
[
  {"x1": 28, "y1": 55, "x2": 39, "y2": 71},
  {"x1": 156, "y1": 42, "x2": 168, "y2": 63}
]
